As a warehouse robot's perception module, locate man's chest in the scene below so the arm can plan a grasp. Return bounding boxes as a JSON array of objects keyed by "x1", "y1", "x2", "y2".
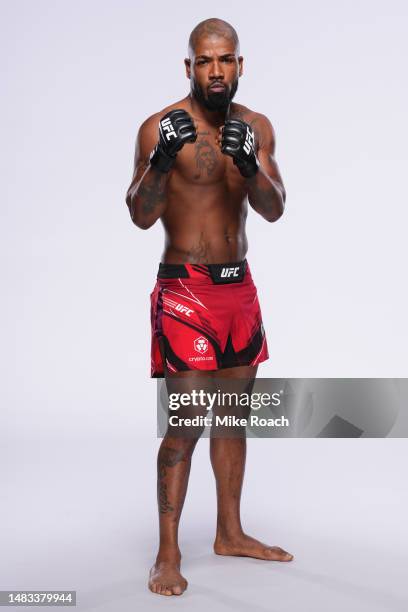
[
  {"x1": 174, "y1": 126, "x2": 231, "y2": 183},
  {"x1": 173, "y1": 113, "x2": 260, "y2": 186}
]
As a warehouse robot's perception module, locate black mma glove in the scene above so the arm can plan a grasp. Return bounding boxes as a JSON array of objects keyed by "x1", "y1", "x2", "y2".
[
  {"x1": 221, "y1": 119, "x2": 259, "y2": 178},
  {"x1": 150, "y1": 109, "x2": 197, "y2": 173}
]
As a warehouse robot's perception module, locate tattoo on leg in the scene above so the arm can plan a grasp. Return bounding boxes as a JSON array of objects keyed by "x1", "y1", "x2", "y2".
[
  {"x1": 160, "y1": 446, "x2": 186, "y2": 467},
  {"x1": 158, "y1": 477, "x2": 173, "y2": 514},
  {"x1": 157, "y1": 446, "x2": 187, "y2": 514}
]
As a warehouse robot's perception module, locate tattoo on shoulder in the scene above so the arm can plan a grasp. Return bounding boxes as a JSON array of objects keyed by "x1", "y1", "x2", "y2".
[{"x1": 229, "y1": 108, "x2": 247, "y2": 121}]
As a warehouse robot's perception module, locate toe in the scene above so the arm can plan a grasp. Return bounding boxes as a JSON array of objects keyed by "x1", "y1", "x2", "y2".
[
  {"x1": 276, "y1": 547, "x2": 293, "y2": 560},
  {"x1": 276, "y1": 547, "x2": 293, "y2": 561},
  {"x1": 172, "y1": 585, "x2": 182, "y2": 595},
  {"x1": 264, "y1": 546, "x2": 293, "y2": 560}
]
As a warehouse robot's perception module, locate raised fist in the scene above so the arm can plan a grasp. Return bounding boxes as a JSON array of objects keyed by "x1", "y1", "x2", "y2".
[
  {"x1": 221, "y1": 119, "x2": 259, "y2": 178},
  {"x1": 150, "y1": 109, "x2": 197, "y2": 173}
]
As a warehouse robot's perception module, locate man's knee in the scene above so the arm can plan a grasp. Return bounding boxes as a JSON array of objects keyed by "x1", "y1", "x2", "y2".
[{"x1": 160, "y1": 435, "x2": 200, "y2": 461}]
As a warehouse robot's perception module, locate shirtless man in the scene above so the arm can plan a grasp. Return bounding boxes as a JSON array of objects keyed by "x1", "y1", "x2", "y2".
[{"x1": 126, "y1": 17, "x2": 293, "y2": 596}]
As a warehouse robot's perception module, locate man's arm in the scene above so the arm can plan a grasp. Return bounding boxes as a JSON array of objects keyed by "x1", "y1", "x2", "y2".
[
  {"x1": 246, "y1": 114, "x2": 286, "y2": 222},
  {"x1": 125, "y1": 114, "x2": 169, "y2": 230}
]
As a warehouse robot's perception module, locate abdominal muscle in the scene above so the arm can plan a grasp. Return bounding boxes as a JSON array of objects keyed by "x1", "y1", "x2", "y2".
[
  {"x1": 159, "y1": 188, "x2": 249, "y2": 264},
  {"x1": 162, "y1": 232, "x2": 248, "y2": 264}
]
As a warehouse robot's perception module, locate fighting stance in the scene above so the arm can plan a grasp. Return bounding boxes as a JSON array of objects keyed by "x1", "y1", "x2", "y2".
[{"x1": 126, "y1": 18, "x2": 293, "y2": 596}]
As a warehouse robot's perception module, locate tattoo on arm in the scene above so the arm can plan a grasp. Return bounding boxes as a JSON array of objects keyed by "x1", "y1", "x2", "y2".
[
  {"x1": 248, "y1": 180, "x2": 276, "y2": 215},
  {"x1": 138, "y1": 172, "x2": 167, "y2": 215},
  {"x1": 137, "y1": 156, "x2": 150, "y2": 173}
]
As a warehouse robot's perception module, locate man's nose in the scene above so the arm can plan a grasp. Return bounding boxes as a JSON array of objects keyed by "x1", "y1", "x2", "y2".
[{"x1": 209, "y1": 60, "x2": 224, "y2": 79}]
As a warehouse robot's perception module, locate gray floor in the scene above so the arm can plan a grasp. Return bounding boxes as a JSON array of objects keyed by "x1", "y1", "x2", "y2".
[{"x1": 1, "y1": 435, "x2": 407, "y2": 611}]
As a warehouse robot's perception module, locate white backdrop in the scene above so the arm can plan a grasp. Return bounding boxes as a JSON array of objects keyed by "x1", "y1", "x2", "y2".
[{"x1": 1, "y1": 2, "x2": 408, "y2": 610}]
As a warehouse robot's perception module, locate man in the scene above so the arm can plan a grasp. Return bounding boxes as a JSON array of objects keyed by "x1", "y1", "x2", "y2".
[{"x1": 126, "y1": 17, "x2": 293, "y2": 597}]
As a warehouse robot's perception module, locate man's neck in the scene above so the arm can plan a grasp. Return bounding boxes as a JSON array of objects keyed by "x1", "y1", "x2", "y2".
[{"x1": 188, "y1": 93, "x2": 231, "y2": 127}]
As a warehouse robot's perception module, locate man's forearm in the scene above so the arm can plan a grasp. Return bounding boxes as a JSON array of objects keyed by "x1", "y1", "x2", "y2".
[
  {"x1": 126, "y1": 165, "x2": 169, "y2": 229},
  {"x1": 246, "y1": 167, "x2": 285, "y2": 222}
]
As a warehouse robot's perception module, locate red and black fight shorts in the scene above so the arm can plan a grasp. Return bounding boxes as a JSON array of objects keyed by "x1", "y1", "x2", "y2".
[{"x1": 150, "y1": 259, "x2": 269, "y2": 377}]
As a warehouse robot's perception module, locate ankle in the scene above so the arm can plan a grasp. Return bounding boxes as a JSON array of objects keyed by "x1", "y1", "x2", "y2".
[
  {"x1": 215, "y1": 524, "x2": 244, "y2": 542},
  {"x1": 156, "y1": 545, "x2": 182, "y2": 563}
]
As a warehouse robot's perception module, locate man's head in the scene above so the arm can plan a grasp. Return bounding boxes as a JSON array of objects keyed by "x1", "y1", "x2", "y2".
[{"x1": 185, "y1": 18, "x2": 243, "y2": 112}]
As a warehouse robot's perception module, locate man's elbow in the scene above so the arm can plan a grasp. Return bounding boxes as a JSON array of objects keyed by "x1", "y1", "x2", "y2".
[
  {"x1": 266, "y1": 209, "x2": 284, "y2": 223},
  {"x1": 134, "y1": 217, "x2": 154, "y2": 230},
  {"x1": 127, "y1": 205, "x2": 154, "y2": 230},
  {"x1": 267, "y1": 192, "x2": 286, "y2": 223},
  {"x1": 125, "y1": 193, "x2": 152, "y2": 230},
  {"x1": 129, "y1": 208, "x2": 153, "y2": 230}
]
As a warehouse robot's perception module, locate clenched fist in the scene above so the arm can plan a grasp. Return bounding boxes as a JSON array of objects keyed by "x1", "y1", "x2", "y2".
[
  {"x1": 150, "y1": 109, "x2": 197, "y2": 173},
  {"x1": 219, "y1": 119, "x2": 259, "y2": 178}
]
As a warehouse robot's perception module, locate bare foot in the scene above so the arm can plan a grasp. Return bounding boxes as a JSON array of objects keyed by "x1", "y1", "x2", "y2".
[
  {"x1": 214, "y1": 533, "x2": 294, "y2": 562},
  {"x1": 148, "y1": 557, "x2": 188, "y2": 596}
]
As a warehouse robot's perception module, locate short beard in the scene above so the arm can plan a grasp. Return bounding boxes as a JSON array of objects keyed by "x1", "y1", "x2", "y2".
[{"x1": 191, "y1": 78, "x2": 239, "y2": 111}]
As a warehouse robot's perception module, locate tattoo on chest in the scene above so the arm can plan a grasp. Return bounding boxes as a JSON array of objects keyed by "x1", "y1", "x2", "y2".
[{"x1": 194, "y1": 138, "x2": 218, "y2": 177}]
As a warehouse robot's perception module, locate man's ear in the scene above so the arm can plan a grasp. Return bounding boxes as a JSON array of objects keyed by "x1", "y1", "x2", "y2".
[
  {"x1": 238, "y1": 56, "x2": 243, "y2": 77},
  {"x1": 184, "y1": 58, "x2": 191, "y2": 79}
]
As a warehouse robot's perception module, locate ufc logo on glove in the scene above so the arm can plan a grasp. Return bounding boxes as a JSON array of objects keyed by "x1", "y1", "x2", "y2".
[
  {"x1": 243, "y1": 126, "x2": 255, "y2": 155},
  {"x1": 160, "y1": 117, "x2": 177, "y2": 140}
]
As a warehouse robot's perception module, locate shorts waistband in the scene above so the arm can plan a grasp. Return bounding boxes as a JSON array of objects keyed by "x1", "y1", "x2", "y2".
[{"x1": 157, "y1": 259, "x2": 248, "y2": 284}]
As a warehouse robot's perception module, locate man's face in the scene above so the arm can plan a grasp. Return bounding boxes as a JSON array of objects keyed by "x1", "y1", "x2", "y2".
[{"x1": 186, "y1": 36, "x2": 243, "y2": 111}]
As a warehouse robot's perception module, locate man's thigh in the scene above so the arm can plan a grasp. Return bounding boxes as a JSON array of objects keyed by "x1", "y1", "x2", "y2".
[
  {"x1": 211, "y1": 365, "x2": 258, "y2": 437},
  {"x1": 163, "y1": 358, "x2": 215, "y2": 438}
]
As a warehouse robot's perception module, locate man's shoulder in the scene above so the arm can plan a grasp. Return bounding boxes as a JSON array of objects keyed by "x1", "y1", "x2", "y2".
[
  {"x1": 231, "y1": 103, "x2": 272, "y2": 125},
  {"x1": 230, "y1": 103, "x2": 275, "y2": 145}
]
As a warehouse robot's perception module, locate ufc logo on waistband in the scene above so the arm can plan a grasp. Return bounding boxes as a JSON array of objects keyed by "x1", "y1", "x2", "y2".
[
  {"x1": 243, "y1": 126, "x2": 255, "y2": 155},
  {"x1": 220, "y1": 267, "x2": 240, "y2": 278},
  {"x1": 161, "y1": 117, "x2": 177, "y2": 140}
]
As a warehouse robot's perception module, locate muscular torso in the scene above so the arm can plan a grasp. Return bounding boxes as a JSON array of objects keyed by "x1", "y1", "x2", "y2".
[{"x1": 156, "y1": 98, "x2": 260, "y2": 264}]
